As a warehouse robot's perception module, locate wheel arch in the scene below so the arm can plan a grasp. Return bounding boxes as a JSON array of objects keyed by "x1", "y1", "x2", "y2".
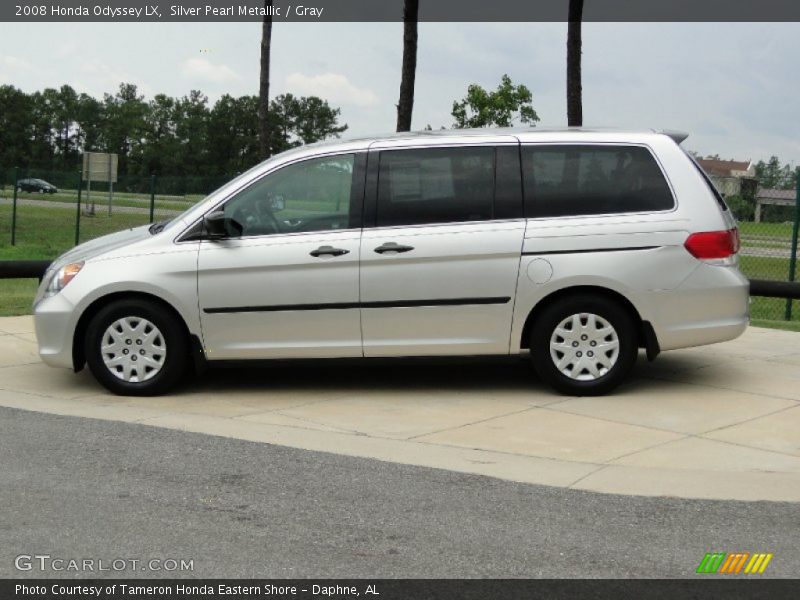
[
  {"x1": 72, "y1": 291, "x2": 196, "y2": 372},
  {"x1": 518, "y1": 285, "x2": 660, "y2": 360}
]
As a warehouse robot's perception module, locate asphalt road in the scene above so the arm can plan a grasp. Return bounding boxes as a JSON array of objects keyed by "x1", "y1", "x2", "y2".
[{"x1": 0, "y1": 406, "x2": 797, "y2": 579}]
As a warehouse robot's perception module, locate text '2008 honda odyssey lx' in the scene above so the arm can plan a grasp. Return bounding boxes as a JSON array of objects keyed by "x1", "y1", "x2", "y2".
[{"x1": 34, "y1": 129, "x2": 749, "y2": 396}]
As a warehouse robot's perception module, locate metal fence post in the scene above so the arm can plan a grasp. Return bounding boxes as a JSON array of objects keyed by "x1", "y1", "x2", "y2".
[
  {"x1": 149, "y1": 174, "x2": 156, "y2": 223},
  {"x1": 75, "y1": 170, "x2": 82, "y2": 247},
  {"x1": 11, "y1": 167, "x2": 19, "y2": 246},
  {"x1": 785, "y1": 170, "x2": 800, "y2": 321}
]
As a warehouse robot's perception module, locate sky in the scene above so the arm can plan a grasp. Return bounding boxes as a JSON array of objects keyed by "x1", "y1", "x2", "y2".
[{"x1": 1, "y1": 21, "x2": 798, "y2": 166}]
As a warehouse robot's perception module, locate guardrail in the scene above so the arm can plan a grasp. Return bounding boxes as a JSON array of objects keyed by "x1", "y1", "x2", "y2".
[
  {"x1": 0, "y1": 260, "x2": 51, "y2": 281},
  {"x1": 0, "y1": 260, "x2": 799, "y2": 300},
  {"x1": 749, "y1": 279, "x2": 800, "y2": 300}
]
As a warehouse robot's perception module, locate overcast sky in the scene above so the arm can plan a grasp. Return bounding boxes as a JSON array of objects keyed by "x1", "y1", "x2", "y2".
[{"x1": 1, "y1": 21, "x2": 798, "y2": 166}]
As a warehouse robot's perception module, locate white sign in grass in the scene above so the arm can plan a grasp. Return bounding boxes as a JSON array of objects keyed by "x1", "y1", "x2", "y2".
[{"x1": 82, "y1": 152, "x2": 118, "y2": 183}]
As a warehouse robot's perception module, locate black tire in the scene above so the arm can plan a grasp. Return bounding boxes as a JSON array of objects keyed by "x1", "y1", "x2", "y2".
[
  {"x1": 85, "y1": 298, "x2": 189, "y2": 396},
  {"x1": 530, "y1": 294, "x2": 638, "y2": 396}
]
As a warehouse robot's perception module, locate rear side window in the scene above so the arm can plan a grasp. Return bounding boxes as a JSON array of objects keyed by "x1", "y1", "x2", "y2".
[
  {"x1": 522, "y1": 145, "x2": 675, "y2": 218},
  {"x1": 377, "y1": 147, "x2": 496, "y2": 227}
]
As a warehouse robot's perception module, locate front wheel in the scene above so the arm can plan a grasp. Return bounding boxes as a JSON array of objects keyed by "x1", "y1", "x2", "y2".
[
  {"x1": 85, "y1": 299, "x2": 189, "y2": 396},
  {"x1": 530, "y1": 295, "x2": 638, "y2": 396}
]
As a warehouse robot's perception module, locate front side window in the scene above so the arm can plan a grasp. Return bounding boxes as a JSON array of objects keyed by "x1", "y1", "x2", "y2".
[
  {"x1": 222, "y1": 154, "x2": 355, "y2": 237},
  {"x1": 522, "y1": 145, "x2": 675, "y2": 218},
  {"x1": 377, "y1": 147, "x2": 496, "y2": 227}
]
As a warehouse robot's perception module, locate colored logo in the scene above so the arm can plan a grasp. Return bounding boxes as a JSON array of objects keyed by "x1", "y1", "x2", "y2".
[{"x1": 696, "y1": 552, "x2": 773, "y2": 574}]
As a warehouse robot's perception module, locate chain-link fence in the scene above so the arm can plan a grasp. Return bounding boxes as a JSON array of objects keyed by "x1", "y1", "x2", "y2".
[
  {"x1": 732, "y1": 184, "x2": 800, "y2": 328},
  {"x1": 0, "y1": 167, "x2": 227, "y2": 315},
  {"x1": 0, "y1": 167, "x2": 228, "y2": 256}
]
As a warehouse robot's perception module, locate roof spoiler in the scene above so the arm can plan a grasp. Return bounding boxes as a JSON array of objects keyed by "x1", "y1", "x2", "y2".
[{"x1": 658, "y1": 130, "x2": 689, "y2": 144}]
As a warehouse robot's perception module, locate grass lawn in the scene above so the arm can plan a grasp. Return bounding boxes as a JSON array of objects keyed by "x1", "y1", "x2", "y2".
[
  {"x1": 739, "y1": 255, "x2": 796, "y2": 282},
  {"x1": 0, "y1": 204, "x2": 158, "y2": 260},
  {"x1": 739, "y1": 221, "x2": 797, "y2": 240},
  {"x1": 0, "y1": 204, "x2": 161, "y2": 315},
  {"x1": 0, "y1": 279, "x2": 38, "y2": 316}
]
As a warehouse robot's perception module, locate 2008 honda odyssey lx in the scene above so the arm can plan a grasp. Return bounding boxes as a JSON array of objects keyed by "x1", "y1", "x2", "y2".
[{"x1": 33, "y1": 129, "x2": 749, "y2": 396}]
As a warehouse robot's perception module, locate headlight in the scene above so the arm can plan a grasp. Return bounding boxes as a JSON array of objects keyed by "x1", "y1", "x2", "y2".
[{"x1": 44, "y1": 262, "x2": 84, "y2": 297}]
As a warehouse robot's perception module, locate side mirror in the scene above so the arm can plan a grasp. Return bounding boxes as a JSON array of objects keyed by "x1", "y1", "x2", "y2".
[{"x1": 203, "y1": 211, "x2": 242, "y2": 239}]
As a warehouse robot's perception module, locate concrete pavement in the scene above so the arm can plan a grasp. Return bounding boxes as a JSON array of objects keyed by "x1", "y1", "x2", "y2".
[
  {"x1": 4, "y1": 406, "x2": 799, "y2": 578},
  {"x1": 1, "y1": 315, "x2": 799, "y2": 502}
]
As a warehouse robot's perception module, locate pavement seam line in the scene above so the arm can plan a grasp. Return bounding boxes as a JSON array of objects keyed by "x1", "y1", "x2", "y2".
[
  {"x1": 696, "y1": 402, "x2": 800, "y2": 437},
  {"x1": 600, "y1": 433, "x2": 693, "y2": 465},
  {"x1": 640, "y1": 372, "x2": 800, "y2": 405},
  {"x1": 691, "y1": 433, "x2": 800, "y2": 461},
  {"x1": 247, "y1": 393, "x2": 361, "y2": 414},
  {"x1": 255, "y1": 410, "x2": 367, "y2": 435},
  {"x1": 539, "y1": 403, "x2": 694, "y2": 437},
  {"x1": 565, "y1": 464, "x2": 610, "y2": 489},
  {"x1": 123, "y1": 405, "x2": 607, "y2": 469},
  {"x1": 0, "y1": 361, "x2": 42, "y2": 370},
  {"x1": 404, "y1": 404, "x2": 542, "y2": 441},
  {"x1": 410, "y1": 437, "x2": 602, "y2": 467}
]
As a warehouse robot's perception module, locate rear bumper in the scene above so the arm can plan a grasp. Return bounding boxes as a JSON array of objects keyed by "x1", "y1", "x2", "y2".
[{"x1": 644, "y1": 263, "x2": 749, "y2": 352}]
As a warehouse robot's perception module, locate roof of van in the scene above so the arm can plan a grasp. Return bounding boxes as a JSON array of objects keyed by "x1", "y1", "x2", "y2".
[
  {"x1": 300, "y1": 127, "x2": 688, "y2": 149},
  {"x1": 268, "y1": 128, "x2": 690, "y2": 166}
]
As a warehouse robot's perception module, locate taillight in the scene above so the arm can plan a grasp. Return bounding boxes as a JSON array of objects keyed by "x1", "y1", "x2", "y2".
[{"x1": 684, "y1": 228, "x2": 740, "y2": 260}]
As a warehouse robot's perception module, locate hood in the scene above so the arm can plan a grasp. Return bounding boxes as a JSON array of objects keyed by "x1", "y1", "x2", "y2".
[{"x1": 51, "y1": 224, "x2": 154, "y2": 270}]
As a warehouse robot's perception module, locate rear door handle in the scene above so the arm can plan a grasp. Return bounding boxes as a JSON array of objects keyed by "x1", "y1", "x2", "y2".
[
  {"x1": 310, "y1": 246, "x2": 350, "y2": 258},
  {"x1": 374, "y1": 242, "x2": 415, "y2": 255}
]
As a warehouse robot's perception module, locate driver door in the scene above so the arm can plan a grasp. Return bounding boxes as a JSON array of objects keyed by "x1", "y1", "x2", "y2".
[{"x1": 197, "y1": 153, "x2": 365, "y2": 360}]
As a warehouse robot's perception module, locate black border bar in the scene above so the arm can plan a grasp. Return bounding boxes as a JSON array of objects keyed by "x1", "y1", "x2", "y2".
[
  {"x1": 4, "y1": 579, "x2": 799, "y2": 600},
  {"x1": 6, "y1": 0, "x2": 800, "y2": 22}
]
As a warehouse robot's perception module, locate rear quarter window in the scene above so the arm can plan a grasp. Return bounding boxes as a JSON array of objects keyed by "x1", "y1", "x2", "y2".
[
  {"x1": 522, "y1": 145, "x2": 675, "y2": 218},
  {"x1": 685, "y1": 152, "x2": 731, "y2": 212}
]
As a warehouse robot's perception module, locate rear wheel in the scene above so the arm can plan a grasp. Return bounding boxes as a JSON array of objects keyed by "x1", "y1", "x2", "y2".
[
  {"x1": 85, "y1": 298, "x2": 188, "y2": 396},
  {"x1": 530, "y1": 295, "x2": 638, "y2": 396}
]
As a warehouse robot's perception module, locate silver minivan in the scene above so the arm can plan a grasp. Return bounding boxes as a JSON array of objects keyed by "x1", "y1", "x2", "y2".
[{"x1": 33, "y1": 129, "x2": 749, "y2": 396}]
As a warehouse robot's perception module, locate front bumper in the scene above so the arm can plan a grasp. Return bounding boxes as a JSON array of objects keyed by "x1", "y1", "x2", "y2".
[{"x1": 34, "y1": 293, "x2": 78, "y2": 369}]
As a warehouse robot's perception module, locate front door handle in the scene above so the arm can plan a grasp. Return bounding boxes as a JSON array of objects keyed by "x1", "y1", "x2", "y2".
[
  {"x1": 310, "y1": 246, "x2": 350, "y2": 258},
  {"x1": 374, "y1": 242, "x2": 415, "y2": 255}
]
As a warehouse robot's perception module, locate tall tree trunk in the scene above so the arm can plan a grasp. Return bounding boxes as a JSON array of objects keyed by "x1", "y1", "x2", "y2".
[
  {"x1": 396, "y1": 0, "x2": 419, "y2": 132},
  {"x1": 567, "y1": 0, "x2": 584, "y2": 127},
  {"x1": 258, "y1": 0, "x2": 273, "y2": 158}
]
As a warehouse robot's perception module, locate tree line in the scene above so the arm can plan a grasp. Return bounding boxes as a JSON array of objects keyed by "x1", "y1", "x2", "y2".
[
  {"x1": 755, "y1": 156, "x2": 798, "y2": 191},
  {"x1": 0, "y1": 82, "x2": 346, "y2": 181}
]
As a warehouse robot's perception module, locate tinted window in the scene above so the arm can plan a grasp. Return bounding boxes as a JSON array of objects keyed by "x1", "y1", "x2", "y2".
[
  {"x1": 522, "y1": 145, "x2": 674, "y2": 218},
  {"x1": 223, "y1": 154, "x2": 355, "y2": 237},
  {"x1": 377, "y1": 147, "x2": 496, "y2": 227}
]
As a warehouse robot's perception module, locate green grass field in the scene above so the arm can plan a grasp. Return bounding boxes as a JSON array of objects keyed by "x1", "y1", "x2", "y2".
[
  {"x1": 0, "y1": 204, "x2": 163, "y2": 260},
  {"x1": 739, "y1": 221, "x2": 796, "y2": 239},
  {"x1": 0, "y1": 203, "x2": 170, "y2": 315}
]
